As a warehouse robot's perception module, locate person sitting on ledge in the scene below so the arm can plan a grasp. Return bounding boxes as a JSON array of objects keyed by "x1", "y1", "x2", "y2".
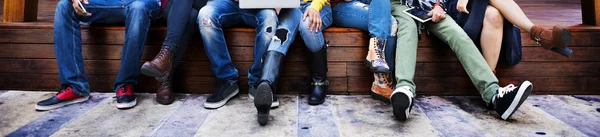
[{"x1": 36, "y1": 0, "x2": 161, "y2": 110}]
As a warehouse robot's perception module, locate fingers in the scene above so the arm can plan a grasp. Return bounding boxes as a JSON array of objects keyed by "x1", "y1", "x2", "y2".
[
  {"x1": 83, "y1": 0, "x2": 89, "y2": 4},
  {"x1": 302, "y1": 11, "x2": 309, "y2": 21},
  {"x1": 72, "y1": 1, "x2": 91, "y2": 16},
  {"x1": 312, "y1": 15, "x2": 319, "y2": 32}
]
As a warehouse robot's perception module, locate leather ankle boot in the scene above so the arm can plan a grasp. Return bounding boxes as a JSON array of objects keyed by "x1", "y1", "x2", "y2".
[
  {"x1": 156, "y1": 70, "x2": 174, "y2": 105},
  {"x1": 530, "y1": 25, "x2": 573, "y2": 57},
  {"x1": 141, "y1": 45, "x2": 177, "y2": 81},
  {"x1": 371, "y1": 73, "x2": 393, "y2": 103},
  {"x1": 366, "y1": 37, "x2": 390, "y2": 73},
  {"x1": 255, "y1": 51, "x2": 285, "y2": 125},
  {"x1": 307, "y1": 44, "x2": 329, "y2": 105}
]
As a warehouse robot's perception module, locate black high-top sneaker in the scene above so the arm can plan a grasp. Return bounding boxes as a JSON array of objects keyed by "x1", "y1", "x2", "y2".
[
  {"x1": 390, "y1": 86, "x2": 414, "y2": 121},
  {"x1": 492, "y1": 81, "x2": 533, "y2": 120}
]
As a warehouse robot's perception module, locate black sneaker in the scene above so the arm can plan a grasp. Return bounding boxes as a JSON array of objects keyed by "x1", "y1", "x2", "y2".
[
  {"x1": 116, "y1": 84, "x2": 137, "y2": 109},
  {"x1": 390, "y1": 86, "x2": 414, "y2": 121},
  {"x1": 35, "y1": 86, "x2": 90, "y2": 111},
  {"x1": 249, "y1": 86, "x2": 279, "y2": 108},
  {"x1": 204, "y1": 81, "x2": 239, "y2": 109},
  {"x1": 493, "y1": 81, "x2": 533, "y2": 120}
]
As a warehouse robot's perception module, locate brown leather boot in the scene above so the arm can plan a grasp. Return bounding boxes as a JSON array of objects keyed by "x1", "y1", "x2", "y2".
[
  {"x1": 156, "y1": 70, "x2": 174, "y2": 105},
  {"x1": 365, "y1": 37, "x2": 390, "y2": 73},
  {"x1": 370, "y1": 73, "x2": 394, "y2": 103},
  {"x1": 530, "y1": 25, "x2": 573, "y2": 57},
  {"x1": 141, "y1": 45, "x2": 176, "y2": 81}
]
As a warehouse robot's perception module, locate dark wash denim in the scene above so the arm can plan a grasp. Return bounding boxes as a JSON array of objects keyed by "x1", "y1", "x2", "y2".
[
  {"x1": 54, "y1": 0, "x2": 160, "y2": 96},
  {"x1": 197, "y1": 0, "x2": 277, "y2": 86},
  {"x1": 161, "y1": 0, "x2": 206, "y2": 67}
]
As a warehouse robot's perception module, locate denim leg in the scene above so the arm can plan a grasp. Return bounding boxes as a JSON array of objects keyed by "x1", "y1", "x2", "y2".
[
  {"x1": 113, "y1": 0, "x2": 160, "y2": 90},
  {"x1": 299, "y1": 3, "x2": 333, "y2": 52},
  {"x1": 197, "y1": 0, "x2": 242, "y2": 85},
  {"x1": 54, "y1": 0, "x2": 90, "y2": 96},
  {"x1": 332, "y1": 1, "x2": 369, "y2": 30},
  {"x1": 173, "y1": 9, "x2": 200, "y2": 68},
  {"x1": 366, "y1": 0, "x2": 391, "y2": 38},
  {"x1": 267, "y1": 8, "x2": 302, "y2": 55},
  {"x1": 240, "y1": 9, "x2": 278, "y2": 86},
  {"x1": 332, "y1": 0, "x2": 392, "y2": 38},
  {"x1": 162, "y1": 0, "x2": 194, "y2": 47}
]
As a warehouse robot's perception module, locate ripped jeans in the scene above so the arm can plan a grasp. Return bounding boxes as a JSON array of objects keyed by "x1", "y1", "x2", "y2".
[
  {"x1": 197, "y1": 0, "x2": 277, "y2": 86},
  {"x1": 267, "y1": 2, "x2": 333, "y2": 55}
]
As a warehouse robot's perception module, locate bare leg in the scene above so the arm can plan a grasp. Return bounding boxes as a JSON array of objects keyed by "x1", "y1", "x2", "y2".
[
  {"x1": 489, "y1": 0, "x2": 534, "y2": 32},
  {"x1": 480, "y1": 6, "x2": 503, "y2": 71}
]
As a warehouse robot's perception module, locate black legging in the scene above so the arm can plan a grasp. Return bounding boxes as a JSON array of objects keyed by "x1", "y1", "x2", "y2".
[{"x1": 162, "y1": 0, "x2": 207, "y2": 65}]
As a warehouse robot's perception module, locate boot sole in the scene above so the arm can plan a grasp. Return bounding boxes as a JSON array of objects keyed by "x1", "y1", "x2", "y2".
[
  {"x1": 307, "y1": 98, "x2": 325, "y2": 105},
  {"x1": 156, "y1": 98, "x2": 174, "y2": 105},
  {"x1": 391, "y1": 92, "x2": 411, "y2": 121},
  {"x1": 500, "y1": 81, "x2": 533, "y2": 120},
  {"x1": 364, "y1": 60, "x2": 390, "y2": 73},
  {"x1": 141, "y1": 64, "x2": 169, "y2": 81},
  {"x1": 370, "y1": 92, "x2": 390, "y2": 104},
  {"x1": 255, "y1": 82, "x2": 273, "y2": 125}
]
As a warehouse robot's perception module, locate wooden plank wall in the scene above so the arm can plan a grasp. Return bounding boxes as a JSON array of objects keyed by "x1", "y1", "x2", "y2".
[{"x1": 0, "y1": 0, "x2": 598, "y2": 95}]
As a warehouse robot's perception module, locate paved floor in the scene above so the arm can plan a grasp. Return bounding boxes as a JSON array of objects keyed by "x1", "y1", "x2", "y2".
[{"x1": 0, "y1": 90, "x2": 598, "y2": 137}]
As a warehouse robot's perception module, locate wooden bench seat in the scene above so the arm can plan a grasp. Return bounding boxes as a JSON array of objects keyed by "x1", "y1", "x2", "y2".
[
  {"x1": 0, "y1": 23, "x2": 599, "y2": 95},
  {"x1": 0, "y1": 0, "x2": 598, "y2": 95}
]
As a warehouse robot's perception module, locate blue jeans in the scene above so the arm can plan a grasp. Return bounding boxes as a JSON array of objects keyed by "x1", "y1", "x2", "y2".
[
  {"x1": 54, "y1": 0, "x2": 160, "y2": 96},
  {"x1": 332, "y1": 0, "x2": 397, "y2": 70},
  {"x1": 268, "y1": 2, "x2": 333, "y2": 54},
  {"x1": 333, "y1": 0, "x2": 392, "y2": 38},
  {"x1": 197, "y1": 0, "x2": 277, "y2": 86},
  {"x1": 161, "y1": 0, "x2": 205, "y2": 66}
]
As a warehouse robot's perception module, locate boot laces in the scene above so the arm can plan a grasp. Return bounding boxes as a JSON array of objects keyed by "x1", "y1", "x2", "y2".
[
  {"x1": 154, "y1": 46, "x2": 171, "y2": 61},
  {"x1": 497, "y1": 84, "x2": 516, "y2": 98}
]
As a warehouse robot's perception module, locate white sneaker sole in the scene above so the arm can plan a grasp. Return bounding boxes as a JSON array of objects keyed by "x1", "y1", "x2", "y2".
[
  {"x1": 501, "y1": 81, "x2": 533, "y2": 120},
  {"x1": 204, "y1": 89, "x2": 239, "y2": 109},
  {"x1": 116, "y1": 98, "x2": 137, "y2": 109},
  {"x1": 35, "y1": 96, "x2": 90, "y2": 111}
]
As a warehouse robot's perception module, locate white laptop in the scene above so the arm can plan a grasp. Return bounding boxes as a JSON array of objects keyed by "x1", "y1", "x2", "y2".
[{"x1": 239, "y1": 0, "x2": 300, "y2": 9}]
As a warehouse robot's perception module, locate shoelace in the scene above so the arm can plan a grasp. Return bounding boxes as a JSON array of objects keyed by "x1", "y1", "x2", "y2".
[
  {"x1": 497, "y1": 84, "x2": 516, "y2": 98},
  {"x1": 154, "y1": 47, "x2": 171, "y2": 60},
  {"x1": 118, "y1": 85, "x2": 129, "y2": 96},
  {"x1": 56, "y1": 86, "x2": 70, "y2": 96}
]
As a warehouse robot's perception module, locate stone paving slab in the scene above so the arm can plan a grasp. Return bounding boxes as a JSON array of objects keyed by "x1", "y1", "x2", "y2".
[
  {"x1": 441, "y1": 96, "x2": 587, "y2": 137},
  {"x1": 528, "y1": 95, "x2": 600, "y2": 137},
  {"x1": 51, "y1": 93, "x2": 182, "y2": 137},
  {"x1": 6, "y1": 93, "x2": 111, "y2": 137},
  {"x1": 297, "y1": 95, "x2": 340, "y2": 137},
  {"x1": 195, "y1": 95, "x2": 298, "y2": 137},
  {"x1": 148, "y1": 94, "x2": 212, "y2": 137},
  {"x1": 331, "y1": 96, "x2": 440, "y2": 137},
  {"x1": 0, "y1": 91, "x2": 54, "y2": 136}
]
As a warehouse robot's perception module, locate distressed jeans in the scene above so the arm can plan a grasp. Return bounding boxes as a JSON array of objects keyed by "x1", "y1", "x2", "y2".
[
  {"x1": 268, "y1": 1, "x2": 333, "y2": 55},
  {"x1": 197, "y1": 0, "x2": 277, "y2": 86},
  {"x1": 54, "y1": 0, "x2": 160, "y2": 95}
]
